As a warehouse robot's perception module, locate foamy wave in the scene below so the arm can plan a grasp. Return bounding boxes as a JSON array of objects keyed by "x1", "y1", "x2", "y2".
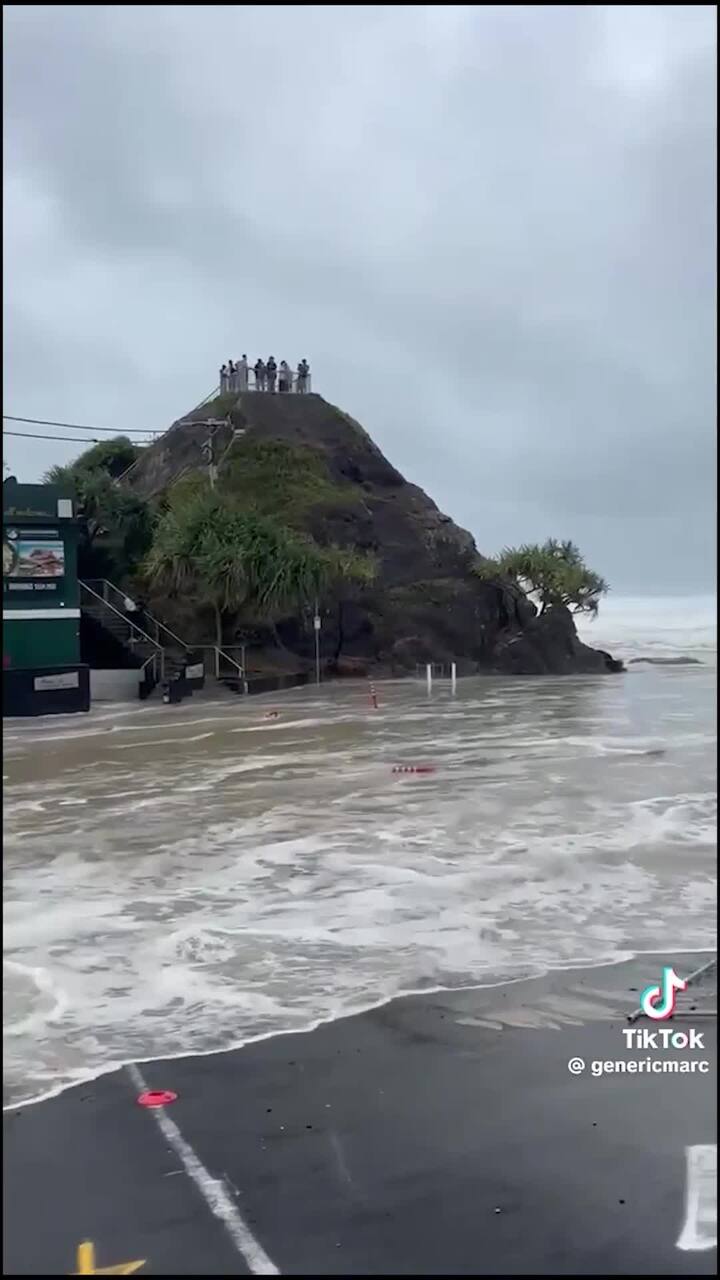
[
  {"x1": 3, "y1": 960, "x2": 69, "y2": 1036},
  {"x1": 576, "y1": 594, "x2": 716, "y2": 660},
  {"x1": 3, "y1": 664, "x2": 716, "y2": 1107}
]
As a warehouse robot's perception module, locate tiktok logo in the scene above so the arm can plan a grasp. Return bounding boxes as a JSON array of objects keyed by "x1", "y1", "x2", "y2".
[{"x1": 640, "y1": 966, "x2": 687, "y2": 1020}]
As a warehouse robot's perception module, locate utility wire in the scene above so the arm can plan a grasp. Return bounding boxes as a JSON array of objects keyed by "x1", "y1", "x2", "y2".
[
  {"x1": 5, "y1": 384, "x2": 219, "y2": 439},
  {"x1": 4, "y1": 385, "x2": 219, "y2": 455},
  {"x1": 4, "y1": 429, "x2": 154, "y2": 444},
  {"x1": 4, "y1": 414, "x2": 154, "y2": 436}
]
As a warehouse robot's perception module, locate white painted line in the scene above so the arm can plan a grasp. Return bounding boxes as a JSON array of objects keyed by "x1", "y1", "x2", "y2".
[
  {"x1": 676, "y1": 1144, "x2": 717, "y2": 1251},
  {"x1": 127, "y1": 1064, "x2": 280, "y2": 1274}
]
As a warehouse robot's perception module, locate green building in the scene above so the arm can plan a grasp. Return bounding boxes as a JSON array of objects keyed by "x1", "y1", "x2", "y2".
[{"x1": 3, "y1": 476, "x2": 90, "y2": 715}]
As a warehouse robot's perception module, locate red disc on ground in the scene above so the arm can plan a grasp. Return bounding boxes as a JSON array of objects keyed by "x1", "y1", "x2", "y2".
[{"x1": 137, "y1": 1089, "x2": 177, "y2": 1107}]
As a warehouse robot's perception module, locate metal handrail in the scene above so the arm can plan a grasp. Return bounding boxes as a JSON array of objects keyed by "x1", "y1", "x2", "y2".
[
  {"x1": 217, "y1": 647, "x2": 244, "y2": 677},
  {"x1": 140, "y1": 652, "x2": 159, "y2": 685},
  {"x1": 195, "y1": 384, "x2": 222, "y2": 409},
  {"x1": 415, "y1": 662, "x2": 454, "y2": 677},
  {"x1": 213, "y1": 644, "x2": 246, "y2": 659},
  {"x1": 80, "y1": 581, "x2": 165, "y2": 681},
  {"x1": 82, "y1": 580, "x2": 247, "y2": 688},
  {"x1": 114, "y1": 384, "x2": 221, "y2": 485},
  {"x1": 114, "y1": 374, "x2": 313, "y2": 492},
  {"x1": 220, "y1": 371, "x2": 312, "y2": 394},
  {"x1": 196, "y1": 644, "x2": 245, "y2": 681},
  {"x1": 82, "y1": 580, "x2": 191, "y2": 653}
]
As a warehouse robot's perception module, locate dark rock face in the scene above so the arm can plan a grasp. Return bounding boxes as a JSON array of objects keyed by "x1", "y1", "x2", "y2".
[
  {"x1": 489, "y1": 606, "x2": 625, "y2": 675},
  {"x1": 124, "y1": 392, "x2": 621, "y2": 677}
]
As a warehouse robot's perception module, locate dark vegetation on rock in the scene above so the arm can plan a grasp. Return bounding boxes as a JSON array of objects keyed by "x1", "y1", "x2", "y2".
[
  {"x1": 45, "y1": 438, "x2": 152, "y2": 581},
  {"x1": 475, "y1": 539, "x2": 608, "y2": 617},
  {"x1": 51, "y1": 391, "x2": 623, "y2": 676}
]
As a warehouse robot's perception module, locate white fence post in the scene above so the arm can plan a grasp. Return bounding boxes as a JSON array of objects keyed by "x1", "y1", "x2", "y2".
[
  {"x1": 426, "y1": 663, "x2": 433, "y2": 693},
  {"x1": 451, "y1": 662, "x2": 457, "y2": 693}
]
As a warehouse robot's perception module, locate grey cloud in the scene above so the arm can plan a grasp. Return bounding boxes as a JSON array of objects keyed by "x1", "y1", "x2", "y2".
[{"x1": 3, "y1": 4, "x2": 716, "y2": 593}]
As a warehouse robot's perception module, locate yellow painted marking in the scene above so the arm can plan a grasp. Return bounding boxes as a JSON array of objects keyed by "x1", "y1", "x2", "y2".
[{"x1": 73, "y1": 1241, "x2": 145, "y2": 1275}]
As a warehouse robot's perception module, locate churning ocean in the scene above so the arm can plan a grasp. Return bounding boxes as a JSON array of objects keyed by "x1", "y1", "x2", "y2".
[{"x1": 3, "y1": 595, "x2": 716, "y2": 1107}]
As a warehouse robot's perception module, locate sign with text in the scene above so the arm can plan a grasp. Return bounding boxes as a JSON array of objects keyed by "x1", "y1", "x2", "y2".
[
  {"x1": 4, "y1": 530, "x2": 65, "y2": 580},
  {"x1": 34, "y1": 671, "x2": 79, "y2": 691}
]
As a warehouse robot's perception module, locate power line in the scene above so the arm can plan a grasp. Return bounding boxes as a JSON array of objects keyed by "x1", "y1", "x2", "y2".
[
  {"x1": 5, "y1": 383, "x2": 220, "y2": 438},
  {"x1": 4, "y1": 428, "x2": 154, "y2": 444},
  {"x1": 3, "y1": 414, "x2": 154, "y2": 436}
]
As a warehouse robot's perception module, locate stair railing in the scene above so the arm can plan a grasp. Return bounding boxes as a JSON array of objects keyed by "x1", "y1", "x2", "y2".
[
  {"x1": 82, "y1": 580, "x2": 249, "y2": 689},
  {"x1": 215, "y1": 646, "x2": 245, "y2": 682},
  {"x1": 80, "y1": 581, "x2": 165, "y2": 681},
  {"x1": 140, "y1": 651, "x2": 160, "y2": 687},
  {"x1": 82, "y1": 580, "x2": 192, "y2": 655},
  {"x1": 195, "y1": 644, "x2": 246, "y2": 686},
  {"x1": 114, "y1": 384, "x2": 221, "y2": 485}
]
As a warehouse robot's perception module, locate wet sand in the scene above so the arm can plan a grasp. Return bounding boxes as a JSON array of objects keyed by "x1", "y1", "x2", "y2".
[{"x1": 3, "y1": 954, "x2": 716, "y2": 1276}]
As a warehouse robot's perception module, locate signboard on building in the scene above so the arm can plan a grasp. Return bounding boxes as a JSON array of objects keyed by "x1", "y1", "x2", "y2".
[
  {"x1": 34, "y1": 671, "x2": 80, "y2": 691},
  {"x1": 3, "y1": 480, "x2": 86, "y2": 713},
  {"x1": 4, "y1": 529, "x2": 65, "y2": 581}
]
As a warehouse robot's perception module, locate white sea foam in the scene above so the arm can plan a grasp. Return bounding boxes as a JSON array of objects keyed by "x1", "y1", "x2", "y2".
[
  {"x1": 2, "y1": 605, "x2": 717, "y2": 1108},
  {"x1": 576, "y1": 593, "x2": 717, "y2": 661}
]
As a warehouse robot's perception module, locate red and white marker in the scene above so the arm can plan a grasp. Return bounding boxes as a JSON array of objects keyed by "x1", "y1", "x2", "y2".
[{"x1": 391, "y1": 765, "x2": 436, "y2": 774}]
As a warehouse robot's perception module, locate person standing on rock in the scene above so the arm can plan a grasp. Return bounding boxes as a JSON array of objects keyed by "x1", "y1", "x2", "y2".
[
  {"x1": 236, "y1": 354, "x2": 249, "y2": 392},
  {"x1": 220, "y1": 363, "x2": 228, "y2": 393},
  {"x1": 278, "y1": 360, "x2": 291, "y2": 393},
  {"x1": 296, "y1": 358, "x2": 310, "y2": 393},
  {"x1": 266, "y1": 356, "x2": 277, "y2": 393},
  {"x1": 227, "y1": 359, "x2": 236, "y2": 392},
  {"x1": 254, "y1": 358, "x2": 266, "y2": 391}
]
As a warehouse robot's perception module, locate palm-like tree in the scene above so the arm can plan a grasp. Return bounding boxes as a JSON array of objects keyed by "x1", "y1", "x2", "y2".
[
  {"x1": 474, "y1": 539, "x2": 608, "y2": 616},
  {"x1": 44, "y1": 437, "x2": 141, "y2": 487},
  {"x1": 145, "y1": 486, "x2": 374, "y2": 648},
  {"x1": 44, "y1": 441, "x2": 152, "y2": 577}
]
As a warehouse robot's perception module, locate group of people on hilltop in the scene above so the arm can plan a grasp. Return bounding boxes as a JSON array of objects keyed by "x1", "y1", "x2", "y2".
[{"x1": 219, "y1": 356, "x2": 311, "y2": 395}]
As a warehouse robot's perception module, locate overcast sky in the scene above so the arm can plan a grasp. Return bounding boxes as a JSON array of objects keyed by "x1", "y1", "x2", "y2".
[{"x1": 3, "y1": 5, "x2": 716, "y2": 594}]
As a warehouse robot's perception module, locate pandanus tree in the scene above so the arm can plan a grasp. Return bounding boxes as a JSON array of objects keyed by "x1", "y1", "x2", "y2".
[
  {"x1": 475, "y1": 539, "x2": 609, "y2": 616},
  {"x1": 145, "y1": 481, "x2": 375, "y2": 648}
]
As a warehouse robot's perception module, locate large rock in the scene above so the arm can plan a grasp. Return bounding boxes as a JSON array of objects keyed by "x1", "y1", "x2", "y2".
[
  {"x1": 627, "y1": 656, "x2": 701, "y2": 666},
  {"x1": 489, "y1": 606, "x2": 625, "y2": 675},
  {"x1": 123, "y1": 391, "x2": 621, "y2": 676}
]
